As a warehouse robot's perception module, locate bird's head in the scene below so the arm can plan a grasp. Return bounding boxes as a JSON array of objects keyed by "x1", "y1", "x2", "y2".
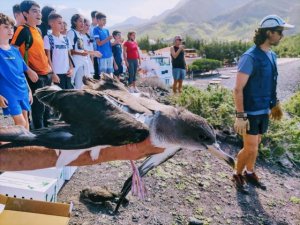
[
  {"x1": 150, "y1": 108, "x2": 216, "y2": 150},
  {"x1": 82, "y1": 74, "x2": 128, "y2": 92}
]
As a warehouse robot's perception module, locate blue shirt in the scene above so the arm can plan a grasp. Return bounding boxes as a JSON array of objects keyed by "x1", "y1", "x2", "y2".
[
  {"x1": 0, "y1": 46, "x2": 29, "y2": 101},
  {"x1": 112, "y1": 44, "x2": 122, "y2": 64},
  {"x1": 238, "y1": 50, "x2": 276, "y2": 115},
  {"x1": 93, "y1": 27, "x2": 112, "y2": 58}
]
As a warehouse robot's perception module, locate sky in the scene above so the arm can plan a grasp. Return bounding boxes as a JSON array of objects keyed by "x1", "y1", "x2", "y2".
[{"x1": 1, "y1": 0, "x2": 181, "y2": 26}]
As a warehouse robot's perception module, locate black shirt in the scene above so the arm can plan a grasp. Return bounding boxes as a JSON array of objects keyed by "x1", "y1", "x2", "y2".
[{"x1": 171, "y1": 46, "x2": 185, "y2": 69}]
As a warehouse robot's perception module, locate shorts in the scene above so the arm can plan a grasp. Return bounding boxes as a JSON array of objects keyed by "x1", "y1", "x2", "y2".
[
  {"x1": 2, "y1": 98, "x2": 30, "y2": 116},
  {"x1": 98, "y1": 57, "x2": 113, "y2": 74},
  {"x1": 172, "y1": 68, "x2": 186, "y2": 80},
  {"x1": 247, "y1": 114, "x2": 269, "y2": 135}
]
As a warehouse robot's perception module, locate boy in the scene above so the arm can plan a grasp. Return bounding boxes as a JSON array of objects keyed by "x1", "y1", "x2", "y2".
[
  {"x1": 12, "y1": 4, "x2": 25, "y2": 31},
  {"x1": 44, "y1": 13, "x2": 73, "y2": 89},
  {"x1": 11, "y1": 0, "x2": 52, "y2": 129},
  {"x1": 90, "y1": 11, "x2": 100, "y2": 79},
  {"x1": 0, "y1": 13, "x2": 37, "y2": 130},
  {"x1": 112, "y1": 30, "x2": 123, "y2": 80},
  {"x1": 93, "y1": 12, "x2": 113, "y2": 75}
]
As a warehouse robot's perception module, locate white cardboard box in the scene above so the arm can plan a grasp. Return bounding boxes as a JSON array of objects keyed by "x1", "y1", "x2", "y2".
[
  {"x1": 0, "y1": 172, "x2": 57, "y2": 202},
  {"x1": 63, "y1": 167, "x2": 77, "y2": 180},
  {"x1": 16, "y1": 168, "x2": 65, "y2": 192}
]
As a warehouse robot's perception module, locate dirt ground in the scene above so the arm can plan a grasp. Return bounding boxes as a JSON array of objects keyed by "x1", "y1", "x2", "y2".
[{"x1": 57, "y1": 59, "x2": 300, "y2": 225}]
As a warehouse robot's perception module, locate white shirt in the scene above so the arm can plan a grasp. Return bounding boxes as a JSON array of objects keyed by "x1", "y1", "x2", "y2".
[
  {"x1": 82, "y1": 34, "x2": 94, "y2": 52},
  {"x1": 67, "y1": 29, "x2": 85, "y2": 53},
  {"x1": 44, "y1": 34, "x2": 70, "y2": 74}
]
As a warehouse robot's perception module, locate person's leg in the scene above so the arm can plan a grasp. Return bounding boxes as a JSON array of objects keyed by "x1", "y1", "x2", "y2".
[
  {"x1": 128, "y1": 59, "x2": 135, "y2": 89},
  {"x1": 41, "y1": 75, "x2": 52, "y2": 127},
  {"x1": 74, "y1": 66, "x2": 85, "y2": 89},
  {"x1": 172, "y1": 68, "x2": 179, "y2": 93},
  {"x1": 21, "y1": 110, "x2": 29, "y2": 130},
  {"x1": 178, "y1": 69, "x2": 186, "y2": 93},
  {"x1": 12, "y1": 114, "x2": 27, "y2": 128},
  {"x1": 106, "y1": 57, "x2": 114, "y2": 74},
  {"x1": 236, "y1": 134, "x2": 260, "y2": 174},
  {"x1": 132, "y1": 59, "x2": 138, "y2": 89},
  {"x1": 99, "y1": 58, "x2": 108, "y2": 74},
  {"x1": 93, "y1": 56, "x2": 100, "y2": 79},
  {"x1": 29, "y1": 76, "x2": 45, "y2": 129}
]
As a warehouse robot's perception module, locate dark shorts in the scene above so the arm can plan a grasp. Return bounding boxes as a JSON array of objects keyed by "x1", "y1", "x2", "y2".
[{"x1": 247, "y1": 114, "x2": 269, "y2": 135}]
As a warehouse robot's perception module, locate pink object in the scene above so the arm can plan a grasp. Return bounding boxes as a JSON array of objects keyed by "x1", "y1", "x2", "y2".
[{"x1": 130, "y1": 160, "x2": 147, "y2": 199}]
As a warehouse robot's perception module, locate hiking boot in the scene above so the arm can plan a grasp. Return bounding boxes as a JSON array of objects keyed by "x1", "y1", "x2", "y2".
[
  {"x1": 232, "y1": 174, "x2": 249, "y2": 194},
  {"x1": 243, "y1": 171, "x2": 267, "y2": 190}
]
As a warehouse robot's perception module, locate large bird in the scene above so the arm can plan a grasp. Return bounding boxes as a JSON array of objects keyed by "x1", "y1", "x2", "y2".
[{"x1": 0, "y1": 74, "x2": 235, "y2": 210}]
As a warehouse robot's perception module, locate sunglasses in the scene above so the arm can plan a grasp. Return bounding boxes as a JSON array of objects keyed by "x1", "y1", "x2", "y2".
[{"x1": 274, "y1": 29, "x2": 283, "y2": 35}]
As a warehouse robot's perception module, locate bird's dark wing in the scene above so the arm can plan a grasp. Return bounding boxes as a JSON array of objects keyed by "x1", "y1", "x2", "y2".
[
  {"x1": 35, "y1": 87, "x2": 149, "y2": 147},
  {"x1": 0, "y1": 124, "x2": 92, "y2": 149},
  {"x1": 115, "y1": 147, "x2": 182, "y2": 212}
]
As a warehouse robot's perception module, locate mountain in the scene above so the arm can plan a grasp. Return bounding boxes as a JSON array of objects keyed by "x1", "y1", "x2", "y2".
[
  {"x1": 109, "y1": 16, "x2": 148, "y2": 31},
  {"x1": 112, "y1": 0, "x2": 300, "y2": 41}
]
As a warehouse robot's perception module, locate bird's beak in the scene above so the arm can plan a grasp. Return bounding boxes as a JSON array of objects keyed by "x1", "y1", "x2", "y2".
[{"x1": 206, "y1": 143, "x2": 235, "y2": 169}]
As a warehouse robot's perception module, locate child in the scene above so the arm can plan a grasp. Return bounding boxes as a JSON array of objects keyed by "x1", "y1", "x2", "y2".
[
  {"x1": 12, "y1": 4, "x2": 25, "y2": 30},
  {"x1": 44, "y1": 13, "x2": 74, "y2": 89},
  {"x1": 11, "y1": 0, "x2": 51, "y2": 129},
  {"x1": 112, "y1": 30, "x2": 123, "y2": 80},
  {"x1": 93, "y1": 12, "x2": 113, "y2": 75},
  {"x1": 0, "y1": 13, "x2": 37, "y2": 130}
]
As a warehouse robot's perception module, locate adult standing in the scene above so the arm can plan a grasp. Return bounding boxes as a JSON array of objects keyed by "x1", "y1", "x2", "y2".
[
  {"x1": 170, "y1": 35, "x2": 186, "y2": 94},
  {"x1": 123, "y1": 31, "x2": 141, "y2": 93},
  {"x1": 233, "y1": 15, "x2": 294, "y2": 192}
]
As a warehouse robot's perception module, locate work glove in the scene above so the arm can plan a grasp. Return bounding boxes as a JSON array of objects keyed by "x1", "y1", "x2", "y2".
[
  {"x1": 234, "y1": 117, "x2": 250, "y2": 135},
  {"x1": 270, "y1": 101, "x2": 283, "y2": 121}
]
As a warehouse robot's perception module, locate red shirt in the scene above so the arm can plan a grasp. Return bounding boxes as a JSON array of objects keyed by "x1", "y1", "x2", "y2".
[{"x1": 124, "y1": 41, "x2": 139, "y2": 59}]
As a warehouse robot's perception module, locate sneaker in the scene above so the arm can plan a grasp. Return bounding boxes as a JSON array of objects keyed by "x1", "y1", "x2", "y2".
[
  {"x1": 243, "y1": 171, "x2": 267, "y2": 190},
  {"x1": 232, "y1": 174, "x2": 249, "y2": 194}
]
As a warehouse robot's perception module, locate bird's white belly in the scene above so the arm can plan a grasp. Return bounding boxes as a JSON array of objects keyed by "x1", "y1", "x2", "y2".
[{"x1": 55, "y1": 145, "x2": 110, "y2": 167}]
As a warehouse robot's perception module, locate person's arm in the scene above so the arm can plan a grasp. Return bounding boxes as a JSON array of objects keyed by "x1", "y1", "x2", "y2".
[
  {"x1": 234, "y1": 72, "x2": 250, "y2": 113},
  {"x1": 123, "y1": 44, "x2": 129, "y2": 68},
  {"x1": 45, "y1": 49, "x2": 60, "y2": 83},
  {"x1": 170, "y1": 46, "x2": 183, "y2": 59},
  {"x1": 137, "y1": 45, "x2": 141, "y2": 66},
  {"x1": 25, "y1": 79, "x2": 33, "y2": 105},
  {"x1": 113, "y1": 57, "x2": 118, "y2": 70},
  {"x1": 66, "y1": 50, "x2": 74, "y2": 77}
]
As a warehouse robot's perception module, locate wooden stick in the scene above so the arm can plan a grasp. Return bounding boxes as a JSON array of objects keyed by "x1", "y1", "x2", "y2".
[{"x1": 0, "y1": 138, "x2": 164, "y2": 171}]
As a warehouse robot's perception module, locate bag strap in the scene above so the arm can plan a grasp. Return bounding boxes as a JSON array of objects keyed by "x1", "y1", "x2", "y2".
[
  {"x1": 22, "y1": 25, "x2": 33, "y2": 64},
  {"x1": 72, "y1": 29, "x2": 78, "y2": 50}
]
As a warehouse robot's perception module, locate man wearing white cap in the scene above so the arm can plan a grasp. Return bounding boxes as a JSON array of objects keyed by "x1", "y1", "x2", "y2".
[{"x1": 233, "y1": 15, "x2": 294, "y2": 193}]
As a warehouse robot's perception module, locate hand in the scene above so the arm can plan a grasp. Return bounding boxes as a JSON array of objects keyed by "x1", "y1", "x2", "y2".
[
  {"x1": 29, "y1": 91, "x2": 33, "y2": 105},
  {"x1": 270, "y1": 102, "x2": 283, "y2": 121},
  {"x1": 67, "y1": 68, "x2": 74, "y2": 77},
  {"x1": 27, "y1": 70, "x2": 39, "y2": 83},
  {"x1": 81, "y1": 51, "x2": 89, "y2": 56},
  {"x1": 0, "y1": 95, "x2": 8, "y2": 108},
  {"x1": 125, "y1": 61, "x2": 129, "y2": 68},
  {"x1": 108, "y1": 35, "x2": 113, "y2": 40},
  {"x1": 114, "y1": 64, "x2": 118, "y2": 70},
  {"x1": 234, "y1": 117, "x2": 250, "y2": 135},
  {"x1": 94, "y1": 51, "x2": 102, "y2": 58},
  {"x1": 179, "y1": 45, "x2": 185, "y2": 51},
  {"x1": 52, "y1": 73, "x2": 60, "y2": 84}
]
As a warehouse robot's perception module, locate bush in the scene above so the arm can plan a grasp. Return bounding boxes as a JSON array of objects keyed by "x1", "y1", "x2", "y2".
[
  {"x1": 191, "y1": 59, "x2": 222, "y2": 73},
  {"x1": 284, "y1": 91, "x2": 300, "y2": 117},
  {"x1": 171, "y1": 85, "x2": 235, "y2": 130}
]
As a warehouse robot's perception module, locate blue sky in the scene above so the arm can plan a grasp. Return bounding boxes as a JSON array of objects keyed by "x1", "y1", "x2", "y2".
[{"x1": 1, "y1": 0, "x2": 181, "y2": 26}]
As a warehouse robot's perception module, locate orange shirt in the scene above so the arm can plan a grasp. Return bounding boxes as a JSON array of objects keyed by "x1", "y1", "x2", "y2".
[{"x1": 11, "y1": 25, "x2": 50, "y2": 75}]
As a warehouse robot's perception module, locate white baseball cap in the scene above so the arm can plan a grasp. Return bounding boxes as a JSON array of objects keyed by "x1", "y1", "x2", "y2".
[{"x1": 259, "y1": 15, "x2": 294, "y2": 30}]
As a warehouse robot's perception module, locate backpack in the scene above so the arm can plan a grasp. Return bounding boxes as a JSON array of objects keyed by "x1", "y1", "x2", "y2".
[
  {"x1": 47, "y1": 34, "x2": 75, "y2": 68},
  {"x1": 71, "y1": 29, "x2": 79, "y2": 50},
  {"x1": 19, "y1": 25, "x2": 42, "y2": 64}
]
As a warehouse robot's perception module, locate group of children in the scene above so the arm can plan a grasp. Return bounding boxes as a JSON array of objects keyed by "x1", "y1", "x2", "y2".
[{"x1": 0, "y1": 0, "x2": 142, "y2": 131}]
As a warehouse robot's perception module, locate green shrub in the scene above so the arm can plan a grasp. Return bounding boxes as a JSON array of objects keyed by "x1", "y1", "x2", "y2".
[
  {"x1": 284, "y1": 91, "x2": 300, "y2": 117},
  {"x1": 171, "y1": 85, "x2": 235, "y2": 129},
  {"x1": 191, "y1": 59, "x2": 222, "y2": 72}
]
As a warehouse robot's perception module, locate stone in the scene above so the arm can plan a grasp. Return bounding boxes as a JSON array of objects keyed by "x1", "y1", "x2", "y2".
[{"x1": 189, "y1": 217, "x2": 204, "y2": 225}]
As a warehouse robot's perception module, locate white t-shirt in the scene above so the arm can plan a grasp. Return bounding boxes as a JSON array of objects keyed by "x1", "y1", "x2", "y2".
[
  {"x1": 44, "y1": 34, "x2": 70, "y2": 74},
  {"x1": 83, "y1": 34, "x2": 94, "y2": 52}
]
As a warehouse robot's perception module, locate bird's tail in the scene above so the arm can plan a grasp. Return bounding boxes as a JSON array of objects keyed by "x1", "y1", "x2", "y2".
[
  {"x1": 206, "y1": 143, "x2": 235, "y2": 169},
  {"x1": 115, "y1": 147, "x2": 181, "y2": 212}
]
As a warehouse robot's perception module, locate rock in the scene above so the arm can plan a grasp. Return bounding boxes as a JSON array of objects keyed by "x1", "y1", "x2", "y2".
[
  {"x1": 132, "y1": 214, "x2": 139, "y2": 223},
  {"x1": 189, "y1": 217, "x2": 204, "y2": 225}
]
